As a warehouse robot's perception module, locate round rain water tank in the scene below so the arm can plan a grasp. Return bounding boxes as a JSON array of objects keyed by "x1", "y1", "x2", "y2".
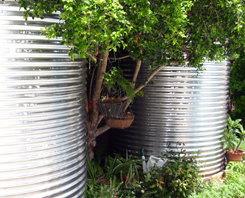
[
  {"x1": 0, "y1": 1, "x2": 87, "y2": 197},
  {"x1": 111, "y1": 61, "x2": 229, "y2": 177}
]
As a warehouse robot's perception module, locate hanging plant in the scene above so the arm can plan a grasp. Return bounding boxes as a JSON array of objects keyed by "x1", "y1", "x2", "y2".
[
  {"x1": 96, "y1": 98, "x2": 126, "y2": 117},
  {"x1": 104, "y1": 111, "x2": 135, "y2": 129},
  {"x1": 96, "y1": 67, "x2": 135, "y2": 117},
  {"x1": 102, "y1": 67, "x2": 135, "y2": 102}
]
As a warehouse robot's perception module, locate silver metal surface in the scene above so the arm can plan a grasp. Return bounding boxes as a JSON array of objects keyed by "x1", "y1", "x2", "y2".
[
  {"x1": 112, "y1": 61, "x2": 229, "y2": 177},
  {"x1": 0, "y1": 1, "x2": 87, "y2": 197}
]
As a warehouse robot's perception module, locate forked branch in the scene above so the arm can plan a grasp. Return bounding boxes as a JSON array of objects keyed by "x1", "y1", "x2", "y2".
[
  {"x1": 109, "y1": 55, "x2": 130, "y2": 60},
  {"x1": 121, "y1": 64, "x2": 166, "y2": 100}
]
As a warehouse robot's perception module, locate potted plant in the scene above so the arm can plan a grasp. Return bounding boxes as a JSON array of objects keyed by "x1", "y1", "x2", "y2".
[{"x1": 222, "y1": 116, "x2": 245, "y2": 162}]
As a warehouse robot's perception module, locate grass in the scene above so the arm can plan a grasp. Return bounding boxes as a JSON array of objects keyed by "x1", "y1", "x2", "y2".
[{"x1": 190, "y1": 162, "x2": 245, "y2": 198}]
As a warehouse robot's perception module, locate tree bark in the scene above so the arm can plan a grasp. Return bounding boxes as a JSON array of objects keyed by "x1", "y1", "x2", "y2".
[
  {"x1": 87, "y1": 124, "x2": 97, "y2": 160},
  {"x1": 87, "y1": 51, "x2": 109, "y2": 160},
  {"x1": 132, "y1": 59, "x2": 142, "y2": 89},
  {"x1": 92, "y1": 51, "x2": 108, "y2": 116}
]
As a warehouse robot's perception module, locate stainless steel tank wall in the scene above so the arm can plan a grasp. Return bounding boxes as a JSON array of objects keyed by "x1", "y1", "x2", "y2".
[
  {"x1": 111, "y1": 61, "x2": 229, "y2": 177},
  {"x1": 0, "y1": 1, "x2": 87, "y2": 197}
]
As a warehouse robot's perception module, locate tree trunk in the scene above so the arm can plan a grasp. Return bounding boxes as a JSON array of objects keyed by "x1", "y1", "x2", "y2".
[
  {"x1": 87, "y1": 124, "x2": 96, "y2": 160},
  {"x1": 87, "y1": 121, "x2": 110, "y2": 160},
  {"x1": 87, "y1": 51, "x2": 109, "y2": 160}
]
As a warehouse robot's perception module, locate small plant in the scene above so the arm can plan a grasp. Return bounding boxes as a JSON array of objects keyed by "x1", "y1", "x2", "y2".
[
  {"x1": 85, "y1": 176, "x2": 122, "y2": 198},
  {"x1": 90, "y1": 151, "x2": 143, "y2": 185},
  {"x1": 86, "y1": 152, "x2": 104, "y2": 182},
  {"x1": 116, "y1": 180, "x2": 145, "y2": 198},
  {"x1": 103, "y1": 154, "x2": 122, "y2": 180},
  {"x1": 112, "y1": 151, "x2": 143, "y2": 186},
  {"x1": 222, "y1": 116, "x2": 245, "y2": 153},
  {"x1": 140, "y1": 142, "x2": 202, "y2": 198}
]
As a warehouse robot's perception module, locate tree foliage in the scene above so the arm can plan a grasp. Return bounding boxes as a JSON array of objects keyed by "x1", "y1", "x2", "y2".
[
  {"x1": 19, "y1": 0, "x2": 245, "y2": 66},
  {"x1": 230, "y1": 48, "x2": 245, "y2": 126}
]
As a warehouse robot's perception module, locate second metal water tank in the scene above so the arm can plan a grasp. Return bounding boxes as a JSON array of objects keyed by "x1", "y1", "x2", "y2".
[{"x1": 111, "y1": 61, "x2": 229, "y2": 177}]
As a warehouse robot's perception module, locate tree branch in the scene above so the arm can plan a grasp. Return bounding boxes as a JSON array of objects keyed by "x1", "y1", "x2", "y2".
[
  {"x1": 181, "y1": 45, "x2": 190, "y2": 54},
  {"x1": 123, "y1": 59, "x2": 142, "y2": 111},
  {"x1": 108, "y1": 55, "x2": 130, "y2": 60},
  {"x1": 121, "y1": 58, "x2": 189, "y2": 101},
  {"x1": 123, "y1": 99, "x2": 132, "y2": 112},
  {"x1": 89, "y1": 64, "x2": 96, "y2": 101},
  {"x1": 85, "y1": 95, "x2": 89, "y2": 113},
  {"x1": 96, "y1": 114, "x2": 104, "y2": 128},
  {"x1": 134, "y1": 65, "x2": 165, "y2": 94},
  {"x1": 171, "y1": 58, "x2": 189, "y2": 65},
  {"x1": 86, "y1": 52, "x2": 97, "y2": 63},
  {"x1": 121, "y1": 64, "x2": 166, "y2": 100},
  {"x1": 95, "y1": 124, "x2": 111, "y2": 137},
  {"x1": 132, "y1": 59, "x2": 142, "y2": 89}
]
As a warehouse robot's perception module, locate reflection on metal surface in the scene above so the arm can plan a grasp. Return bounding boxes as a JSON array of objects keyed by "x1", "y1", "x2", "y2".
[
  {"x1": 112, "y1": 61, "x2": 229, "y2": 177},
  {"x1": 0, "y1": 1, "x2": 87, "y2": 197}
]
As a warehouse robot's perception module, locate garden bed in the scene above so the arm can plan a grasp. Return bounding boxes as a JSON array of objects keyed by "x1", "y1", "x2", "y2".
[{"x1": 85, "y1": 141, "x2": 245, "y2": 198}]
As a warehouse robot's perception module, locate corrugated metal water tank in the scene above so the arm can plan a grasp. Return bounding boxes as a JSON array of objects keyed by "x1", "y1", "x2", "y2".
[
  {"x1": 111, "y1": 61, "x2": 229, "y2": 177},
  {"x1": 0, "y1": 1, "x2": 87, "y2": 197}
]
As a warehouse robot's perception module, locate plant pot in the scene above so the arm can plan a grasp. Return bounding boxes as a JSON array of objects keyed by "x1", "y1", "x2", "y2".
[
  {"x1": 96, "y1": 98, "x2": 126, "y2": 117},
  {"x1": 105, "y1": 112, "x2": 134, "y2": 129},
  {"x1": 227, "y1": 149, "x2": 245, "y2": 162}
]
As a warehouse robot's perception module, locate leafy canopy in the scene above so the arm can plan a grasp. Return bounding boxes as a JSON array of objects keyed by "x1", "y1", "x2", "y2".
[{"x1": 18, "y1": 0, "x2": 245, "y2": 67}]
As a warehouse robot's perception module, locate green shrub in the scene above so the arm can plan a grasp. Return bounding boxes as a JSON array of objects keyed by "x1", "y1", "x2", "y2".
[{"x1": 138, "y1": 142, "x2": 202, "y2": 198}]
